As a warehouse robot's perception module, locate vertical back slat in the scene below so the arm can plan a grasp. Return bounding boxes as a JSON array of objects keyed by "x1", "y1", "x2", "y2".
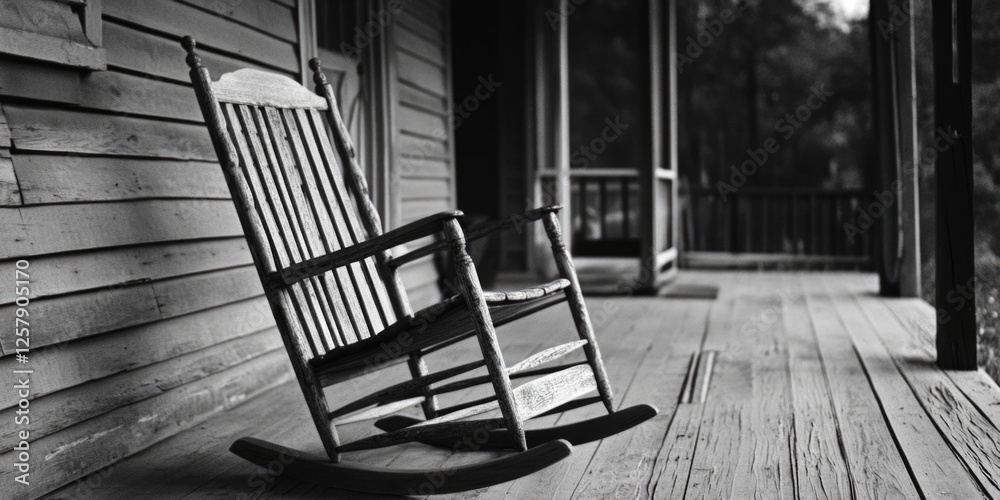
[
  {"x1": 293, "y1": 108, "x2": 388, "y2": 333},
  {"x1": 236, "y1": 105, "x2": 344, "y2": 350},
  {"x1": 259, "y1": 106, "x2": 364, "y2": 346},
  {"x1": 278, "y1": 108, "x2": 375, "y2": 340},
  {"x1": 249, "y1": 106, "x2": 355, "y2": 346},
  {"x1": 307, "y1": 110, "x2": 397, "y2": 326},
  {"x1": 222, "y1": 103, "x2": 328, "y2": 356}
]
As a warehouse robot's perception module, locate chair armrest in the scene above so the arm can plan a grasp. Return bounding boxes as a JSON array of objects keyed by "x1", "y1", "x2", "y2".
[
  {"x1": 269, "y1": 210, "x2": 463, "y2": 288},
  {"x1": 385, "y1": 205, "x2": 562, "y2": 269}
]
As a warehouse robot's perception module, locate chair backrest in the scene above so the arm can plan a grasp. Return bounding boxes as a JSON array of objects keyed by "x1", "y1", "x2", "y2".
[{"x1": 184, "y1": 39, "x2": 400, "y2": 359}]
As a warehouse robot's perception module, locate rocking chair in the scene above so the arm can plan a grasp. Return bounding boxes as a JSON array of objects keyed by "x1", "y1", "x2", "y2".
[{"x1": 182, "y1": 36, "x2": 657, "y2": 496}]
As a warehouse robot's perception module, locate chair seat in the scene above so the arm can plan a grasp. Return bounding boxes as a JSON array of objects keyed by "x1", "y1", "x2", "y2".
[{"x1": 311, "y1": 279, "x2": 570, "y2": 385}]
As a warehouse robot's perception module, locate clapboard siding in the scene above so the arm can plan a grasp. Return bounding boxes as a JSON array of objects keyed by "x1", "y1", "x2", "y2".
[
  {"x1": 0, "y1": 349, "x2": 293, "y2": 497},
  {"x1": 102, "y1": 0, "x2": 298, "y2": 72},
  {"x1": 398, "y1": 52, "x2": 448, "y2": 97},
  {"x1": 177, "y1": 0, "x2": 297, "y2": 43},
  {"x1": 393, "y1": 0, "x2": 454, "y2": 309},
  {"x1": 5, "y1": 104, "x2": 217, "y2": 159},
  {"x1": 0, "y1": 297, "x2": 276, "y2": 410},
  {"x1": 0, "y1": 328, "x2": 283, "y2": 450},
  {"x1": 78, "y1": 70, "x2": 205, "y2": 122},
  {"x1": 14, "y1": 155, "x2": 227, "y2": 204},
  {"x1": 0, "y1": 238, "x2": 252, "y2": 304},
  {"x1": 103, "y1": 21, "x2": 278, "y2": 84},
  {"x1": 0, "y1": 2, "x2": 299, "y2": 497},
  {"x1": 0, "y1": 266, "x2": 262, "y2": 351},
  {"x1": 0, "y1": 200, "x2": 243, "y2": 257}
]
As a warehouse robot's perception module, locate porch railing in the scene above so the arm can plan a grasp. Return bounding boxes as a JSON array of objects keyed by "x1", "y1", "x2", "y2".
[
  {"x1": 683, "y1": 186, "x2": 874, "y2": 268},
  {"x1": 569, "y1": 171, "x2": 641, "y2": 256}
]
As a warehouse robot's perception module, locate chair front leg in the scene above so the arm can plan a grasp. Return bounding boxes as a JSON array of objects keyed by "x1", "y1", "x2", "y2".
[
  {"x1": 542, "y1": 212, "x2": 616, "y2": 413},
  {"x1": 442, "y1": 219, "x2": 527, "y2": 451}
]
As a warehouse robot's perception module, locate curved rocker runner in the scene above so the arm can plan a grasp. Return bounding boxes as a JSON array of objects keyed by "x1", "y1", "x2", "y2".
[{"x1": 183, "y1": 35, "x2": 658, "y2": 496}]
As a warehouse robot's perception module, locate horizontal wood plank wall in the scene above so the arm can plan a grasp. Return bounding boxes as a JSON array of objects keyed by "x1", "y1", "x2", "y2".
[
  {"x1": 393, "y1": 0, "x2": 456, "y2": 308},
  {"x1": 0, "y1": 1, "x2": 299, "y2": 496}
]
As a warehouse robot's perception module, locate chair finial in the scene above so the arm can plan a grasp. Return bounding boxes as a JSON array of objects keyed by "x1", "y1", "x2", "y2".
[
  {"x1": 182, "y1": 36, "x2": 202, "y2": 69},
  {"x1": 310, "y1": 58, "x2": 328, "y2": 87}
]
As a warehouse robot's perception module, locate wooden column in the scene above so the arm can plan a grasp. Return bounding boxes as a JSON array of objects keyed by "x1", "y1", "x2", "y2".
[
  {"x1": 638, "y1": 0, "x2": 677, "y2": 293},
  {"x1": 933, "y1": 0, "x2": 976, "y2": 369},
  {"x1": 895, "y1": 0, "x2": 921, "y2": 298},
  {"x1": 555, "y1": 0, "x2": 572, "y2": 259},
  {"x1": 870, "y1": 0, "x2": 921, "y2": 298}
]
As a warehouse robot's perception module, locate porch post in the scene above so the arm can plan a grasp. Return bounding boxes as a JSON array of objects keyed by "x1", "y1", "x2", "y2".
[
  {"x1": 555, "y1": 0, "x2": 572, "y2": 259},
  {"x1": 638, "y1": 0, "x2": 676, "y2": 293},
  {"x1": 869, "y1": 0, "x2": 921, "y2": 298},
  {"x1": 933, "y1": 0, "x2": 976, "y2": 369}
]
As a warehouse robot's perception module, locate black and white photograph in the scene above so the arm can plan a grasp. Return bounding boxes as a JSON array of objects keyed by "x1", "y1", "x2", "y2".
[{"x1": 1, "y1": 0, "x2": 998, "y2": 498}]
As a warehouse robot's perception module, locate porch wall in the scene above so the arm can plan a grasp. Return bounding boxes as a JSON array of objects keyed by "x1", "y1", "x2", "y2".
[
  {"x1": 391, "y1": 0, "x2": 455, "y2": 307},
  {"x1": 0, "y1": 0, "x2": 455, "y2": 496}
]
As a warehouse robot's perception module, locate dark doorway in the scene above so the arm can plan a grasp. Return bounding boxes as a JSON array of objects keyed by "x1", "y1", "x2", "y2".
[{"x1": 450, "y1": 1, "x2": 532, "y2": 273}]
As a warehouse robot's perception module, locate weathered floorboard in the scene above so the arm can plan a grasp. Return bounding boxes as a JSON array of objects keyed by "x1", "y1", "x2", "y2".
[{"x1": 39, "y1": 271, "x2": 1000, "y2": 500}]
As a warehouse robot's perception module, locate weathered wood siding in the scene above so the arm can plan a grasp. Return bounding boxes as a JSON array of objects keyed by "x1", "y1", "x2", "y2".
[
  {"x1": 392, "y1": 0, "x2": 456, "y2": 307},
  {"x1": 0, "y1": 1, "x2": 420, "y2": 497}
]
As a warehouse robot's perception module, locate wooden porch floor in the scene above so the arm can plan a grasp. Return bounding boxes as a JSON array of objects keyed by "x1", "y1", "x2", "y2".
[{"x1": 47, "y1": 271, "x2": 1000, "y2": 499}]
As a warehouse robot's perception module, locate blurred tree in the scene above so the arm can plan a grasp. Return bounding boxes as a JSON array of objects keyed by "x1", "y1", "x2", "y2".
[{"x1": 677, "y1": 0, "x2": 872, "y2": 190}]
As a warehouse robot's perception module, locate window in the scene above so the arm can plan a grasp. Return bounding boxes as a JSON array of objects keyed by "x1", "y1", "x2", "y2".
[
  {"x1": 0, "y1": 0, "x2": 105, "y2": 70},
  {"x1": 315, "y1": 0, "x2": 359, "y2": 55}
]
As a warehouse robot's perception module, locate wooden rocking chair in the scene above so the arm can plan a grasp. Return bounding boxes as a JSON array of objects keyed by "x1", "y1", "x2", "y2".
[{"x1": 182, "y1": 37, "x2": 656, "y2": 495}]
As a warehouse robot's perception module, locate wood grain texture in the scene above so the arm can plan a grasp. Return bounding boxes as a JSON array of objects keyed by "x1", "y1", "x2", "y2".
[
  {"x1": 5, "y1": 105, "x2": 216, "y2": 160},
  {"x1": 507, "y1": 340, "x2": 587, "y2": 374},
  {"x1": 858, "y1": 293, "x2": 999, "y2": 498},
  {"x1": 783, "y1": 282, "x2": 852, "y2": 500},
  {"x1": 801, "y1": 274, "x2": 918, "y2": 499},
  {"x1": 103, "y1": 0, "x2": 297, "y2": 73},
  {"x1": 212, "y1": 69, "x2": 328, "y2": 109},
  {"x1": 0, "y1": 57, "x2": 82, "y2": 105},
  {"x1": 0, "y1": 329, "x2": 282, "y2": 450},
  {"x1": 0, "y1": 154, "x2": 19, "y2": 206},
  {"x1": 0, "y1": 350, "x2": 292, "y2": 499},
  {"x1": 0, "y1": 25, "x2": 105, "y2": 70},
  {"x1": 0, "y1": 297, "x2": 274, "y2": 409},
  {"x1": 0, "y1": 238, "x2": 252, "y2": 304},
  {"x1": 103, "y1": 21, "x2": 280, "y2": 85},
  {"x1": 178, "y1": 0, "x2": 296, "y2": 42},
  {"x1": 574, "y1": 300, "x2": 709, "y2": 499},
  {"x1": 78, "y1": 70, "x2": 203, "y2": 122},
  {"x1": 0, "y1": 199, "x2": 241, "y2": 258},
  {"x1": 827, "y1": 278, "x2": 983, "y2": 499},
  {"x1": 13, "y1": 155, "x2": 227, "y2": 204}
]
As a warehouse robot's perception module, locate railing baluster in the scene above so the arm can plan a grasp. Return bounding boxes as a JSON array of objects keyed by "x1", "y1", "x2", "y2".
[{"x1": 621, "y1": 177, "x2": 630, "y2": 238}]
